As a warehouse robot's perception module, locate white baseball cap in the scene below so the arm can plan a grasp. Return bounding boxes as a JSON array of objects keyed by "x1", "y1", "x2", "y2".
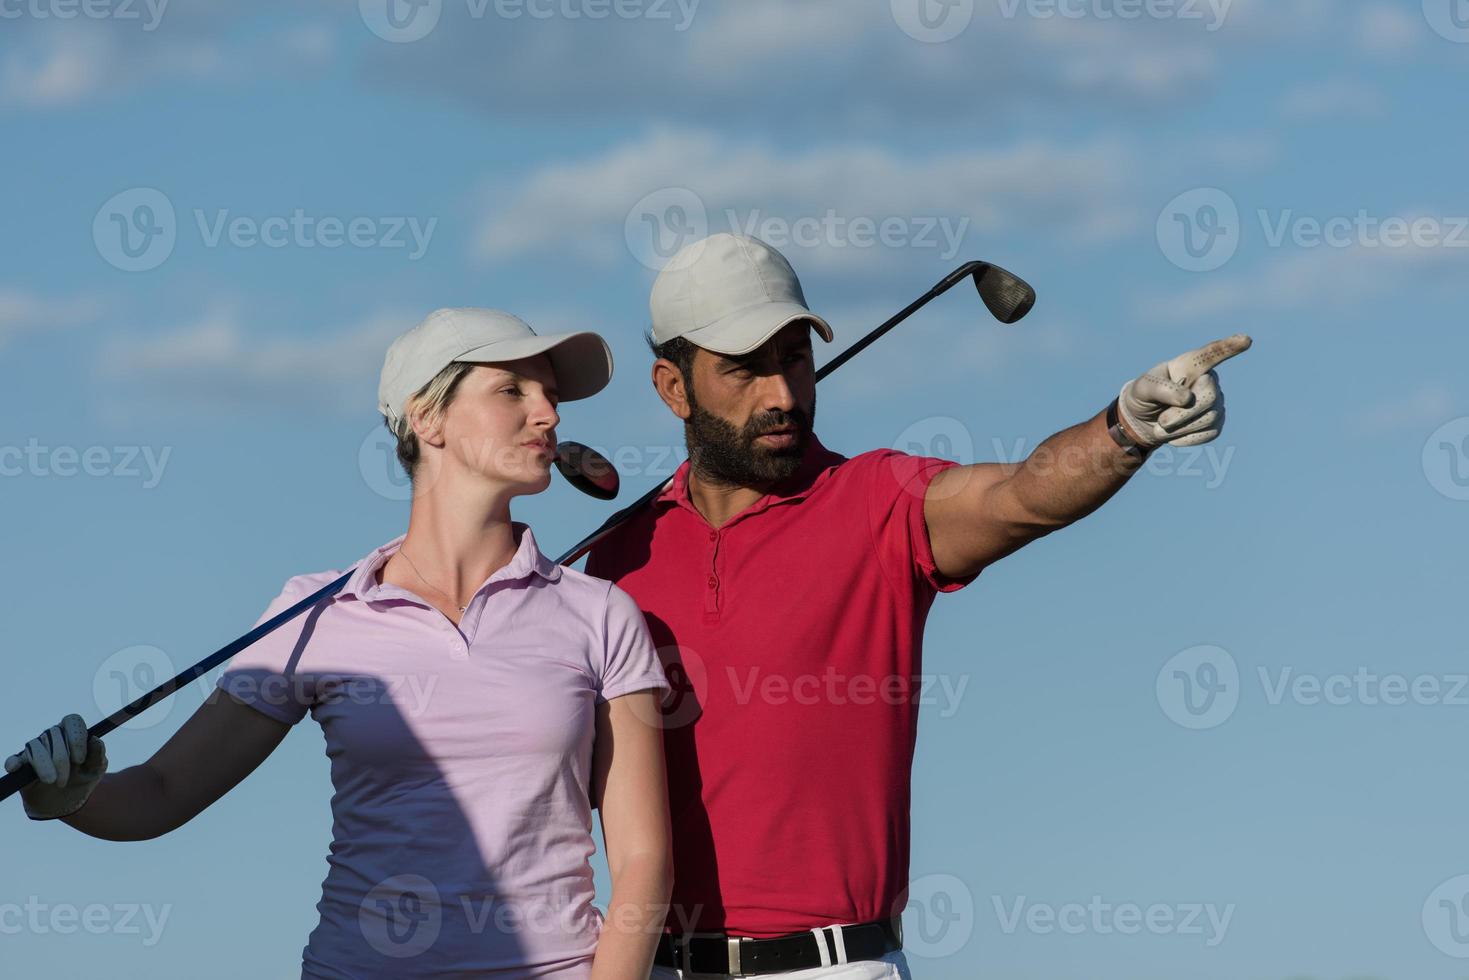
[
  {"x1": 650, "y1": 233, "x2": 834, "y2": 355},
  {"x1": 378, "y1": 308, "x2": 612, "y2": 424}
]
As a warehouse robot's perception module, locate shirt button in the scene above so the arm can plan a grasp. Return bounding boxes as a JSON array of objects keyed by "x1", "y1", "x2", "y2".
[
  {"x1": 707, "y1": 576, "x2": 717, "y2": 589},
  {"x1": 709, "y1": 531, "x2": 717, "y2": 542}
]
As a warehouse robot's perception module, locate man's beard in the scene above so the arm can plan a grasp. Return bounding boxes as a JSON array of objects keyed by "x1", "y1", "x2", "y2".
[{"x1": 685, "y1": 389, "x2": 816, "y2": 488}]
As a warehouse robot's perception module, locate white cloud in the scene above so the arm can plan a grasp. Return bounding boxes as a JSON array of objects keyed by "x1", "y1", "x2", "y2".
[
  {"x1": 0, "y1": 6, "x2": 333, "y2": 110},
  {"x1": 94, "y1": 306, "x2": 409, "y2": 416},
  {"x1": 0, "y1": 32, "x2": 110, "y2": 108},
  {"x1": 363, "y1": 0, "x2": 1239, "y2": 128},
  {"x1": 0, "y1": 23, "x2": 226, "y2": 109},
  {"x1": 1135, "y1": 236, "x2": 1462, "y2": 323},
  {"x1": 1352, "y1": 386, "x2": 1458, "y2": 436},
  {"x1": 0, "y1": 289, "x2": 103, "y2": 347},
  {"x1": 1279, "y1": 77, "x2": 1389, "y2": 120},
  {"x1": 476, "y1": 127, "x2": 1140, "y2": 276},
  {"x1": 1355, "y1": 2, "x2": 1423, "y2": 59}
]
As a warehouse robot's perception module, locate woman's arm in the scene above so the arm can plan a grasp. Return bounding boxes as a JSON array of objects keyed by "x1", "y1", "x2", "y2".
[
  {"x1": 62, "y1": 691, "x2": 291, "y2": 841},
  {"x1": 588, "y1": 690, "x2": 672, "y2": 980}
]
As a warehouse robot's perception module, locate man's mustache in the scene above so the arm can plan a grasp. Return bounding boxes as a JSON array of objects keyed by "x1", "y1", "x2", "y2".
[{"x1": 745, "y1": 410, "x2": 810, "y2": 440}]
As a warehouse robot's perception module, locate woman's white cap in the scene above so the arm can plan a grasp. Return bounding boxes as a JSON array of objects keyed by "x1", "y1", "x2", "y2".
[
  {"x1": 378, "y1": 308, "x2": 612, "y2": 424},
  {"x1": 650, "y1": 233, "x2": 834, "y2": 355}
]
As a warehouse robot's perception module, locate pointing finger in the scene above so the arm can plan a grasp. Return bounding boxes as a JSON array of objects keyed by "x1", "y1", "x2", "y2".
[{"x1": 1168, "y1": 334, "x2": 1252, "y2": 387}]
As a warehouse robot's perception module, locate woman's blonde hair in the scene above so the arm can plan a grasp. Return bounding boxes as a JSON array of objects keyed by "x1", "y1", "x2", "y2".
[{"x1": 387, "y1": 361, "x2": 477, "y2": 481}]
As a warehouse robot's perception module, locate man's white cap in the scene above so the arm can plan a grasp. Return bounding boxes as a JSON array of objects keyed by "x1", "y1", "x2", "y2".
[
  {"x1": 650, "y1": 233, "x2": 834, "y2": 355},
  {"x1": 378, "y1": 308, "x2": 612, "y2": 425}
]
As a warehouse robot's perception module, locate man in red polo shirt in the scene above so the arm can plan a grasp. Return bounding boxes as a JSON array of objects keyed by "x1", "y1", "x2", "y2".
[{"x1": 587, "y1": 233, "x2": 1250, "y2": 978}]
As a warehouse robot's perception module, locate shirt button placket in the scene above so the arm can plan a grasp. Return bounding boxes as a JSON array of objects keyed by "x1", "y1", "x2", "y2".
[{"x1": 705, "y1": 529, "x2": 720, "y2": 615}]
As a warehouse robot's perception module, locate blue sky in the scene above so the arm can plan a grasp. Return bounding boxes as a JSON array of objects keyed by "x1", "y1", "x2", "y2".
[{"x1": 3, "y1": 1, "x2": 1467, "y2": 977}]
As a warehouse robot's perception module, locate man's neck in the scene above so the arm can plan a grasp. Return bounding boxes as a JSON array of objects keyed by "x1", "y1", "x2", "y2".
[{"x1": 685, "y1": 468, "x2": 773, "y2": 529}]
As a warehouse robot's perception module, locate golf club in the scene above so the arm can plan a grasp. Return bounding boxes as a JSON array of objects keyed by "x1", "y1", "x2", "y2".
[
  {"x1": 0, "y1": 440, "x2": 620, "y2": 803},
  {"x1": 3, "y1": 262, "x2": 1030, "y2": 803},
  {"x1": 555, "y1": 441, "x2": 620, "y2": 501},
  {"x1": 552, "y1": 260, "x2": 1036, "y2": 566}
]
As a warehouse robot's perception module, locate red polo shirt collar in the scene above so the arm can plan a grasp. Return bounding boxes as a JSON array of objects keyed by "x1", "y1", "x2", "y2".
[{"x1": 654, "y1": 435, "x2": 846, "y2": 526}]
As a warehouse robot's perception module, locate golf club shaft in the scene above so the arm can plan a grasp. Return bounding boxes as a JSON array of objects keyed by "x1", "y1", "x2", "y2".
[
  {"x1": 553, "y1": 260, "x2": 989, "y2": 566},
  {"x1": 2, "y1": 261, "x2": 1004, "y2": 804},
  {"x1": 813, "y1": 261, "x2": 984, "y2": 383},
  {"x1": 0, "y1": 571, "x2": 353, "y2": 802}
]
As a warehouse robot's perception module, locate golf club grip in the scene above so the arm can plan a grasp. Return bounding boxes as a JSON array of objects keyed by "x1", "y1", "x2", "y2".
[
  {"x1": 0, "y1": 765, "x2": 34, "y2": 800},
  {"x1": 555, "y1": 262, "x2": 986, "y2": 567},
  {"x1": 0, "y1": 570, "x2": 355, "y2": 805}
]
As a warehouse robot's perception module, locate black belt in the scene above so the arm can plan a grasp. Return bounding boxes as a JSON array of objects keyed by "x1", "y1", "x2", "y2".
[{"x1": 654, "y1": 917, "x2": 902, "y2": 976}]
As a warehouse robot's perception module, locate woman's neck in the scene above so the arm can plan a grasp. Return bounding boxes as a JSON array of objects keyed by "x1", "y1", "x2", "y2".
[{"x1": 389, "y1": 486, "x2": 521, "y2": 601}]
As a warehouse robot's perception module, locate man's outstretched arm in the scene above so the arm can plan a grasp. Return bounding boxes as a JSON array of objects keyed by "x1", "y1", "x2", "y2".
[{"x1": 925, "y1": 335, "x2": 1252, "y2": 580}]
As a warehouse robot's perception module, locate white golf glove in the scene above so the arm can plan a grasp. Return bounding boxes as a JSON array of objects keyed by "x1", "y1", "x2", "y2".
[
  {"x1": 4, "y1": 713, "x2": 108, "y2": 821},
  {"x1": 1118, "y1": 334, "x2": 1252, "y2": 450}
]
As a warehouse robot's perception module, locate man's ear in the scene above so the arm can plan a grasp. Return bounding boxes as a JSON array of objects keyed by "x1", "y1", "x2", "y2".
[{"x1": 651, "y1": 358, "x2": 693, "y2": 421}]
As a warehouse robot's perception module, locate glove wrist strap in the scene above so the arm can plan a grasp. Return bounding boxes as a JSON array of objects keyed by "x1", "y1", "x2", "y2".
[{"x1": 1106, "y1": 397, "x2": 1151, "y2": 461}]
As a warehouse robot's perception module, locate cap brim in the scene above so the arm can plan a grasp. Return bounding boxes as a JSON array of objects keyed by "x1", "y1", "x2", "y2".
[
  {"x1": 455, "y1": 331, "x2": 613, "y2": 402},
  {"x1": 678, "y1": 302, "x2": 834, "y2": 356}
]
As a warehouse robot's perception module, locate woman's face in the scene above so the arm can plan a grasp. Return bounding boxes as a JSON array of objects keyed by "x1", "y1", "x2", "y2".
[{"x1": 436, "y1": 354, "x2": 560, "y2": 495}]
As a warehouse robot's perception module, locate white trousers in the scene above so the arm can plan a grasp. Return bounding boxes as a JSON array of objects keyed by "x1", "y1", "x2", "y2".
[{"x1": 650, "y1": 948, "x2": 912, "y2": 980}]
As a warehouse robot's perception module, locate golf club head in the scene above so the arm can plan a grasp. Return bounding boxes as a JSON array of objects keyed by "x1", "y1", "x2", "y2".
[
  {"x1": 972, "y1": 263, "x2": 1036, "y2": 324},
  {"x1": 555, "y1": 441, "x2": 620, "y2": 500}
]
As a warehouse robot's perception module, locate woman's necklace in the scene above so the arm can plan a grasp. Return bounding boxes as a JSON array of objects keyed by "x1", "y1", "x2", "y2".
[{"x1": 396, "y1": 546, "x2": 469, "y2": 613}]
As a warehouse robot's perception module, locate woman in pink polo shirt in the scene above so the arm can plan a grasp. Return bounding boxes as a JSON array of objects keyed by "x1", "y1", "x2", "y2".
[{"x1": 5, "y1": 310, "x2": 673, "y2": 979}]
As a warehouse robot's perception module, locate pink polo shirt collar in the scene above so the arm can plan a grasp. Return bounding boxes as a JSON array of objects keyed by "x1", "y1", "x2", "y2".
[{"x1": 335, "y1": 522, "x2": 563, "y2": 605}]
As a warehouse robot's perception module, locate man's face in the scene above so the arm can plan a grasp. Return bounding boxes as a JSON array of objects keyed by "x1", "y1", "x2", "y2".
[{"x1": 681, "y1": 322, "x2": 818, "y2": 487}]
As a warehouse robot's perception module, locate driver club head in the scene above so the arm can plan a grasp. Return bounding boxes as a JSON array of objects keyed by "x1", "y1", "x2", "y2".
[
  {"x1": 555, "y1": 441, "x2": 620, "y2": 500},
  {"x1": 972, "y1": 263, "x2": 1036, "y2": 324}
]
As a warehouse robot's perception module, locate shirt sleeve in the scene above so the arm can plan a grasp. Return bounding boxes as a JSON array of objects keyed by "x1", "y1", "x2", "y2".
[
  {"x1": 214, "y1": 577, "x2": 328, "y2": 726},
  {"x1": 595, "y1": 583, "x2": 671, "y2": 704},
  {"x1": 866, "y1": 450, "x2": 980, "y2": 596}
]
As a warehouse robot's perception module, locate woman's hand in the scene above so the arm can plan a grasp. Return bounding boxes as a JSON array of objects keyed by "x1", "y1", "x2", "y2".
[{"x1": 5, "y1": 713, "x2": 108, "y2": 821}]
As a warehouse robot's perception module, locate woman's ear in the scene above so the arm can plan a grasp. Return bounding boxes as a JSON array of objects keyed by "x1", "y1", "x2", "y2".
[{"x1": 409, "y1": 403, "x2": 447, "y2": 450}]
